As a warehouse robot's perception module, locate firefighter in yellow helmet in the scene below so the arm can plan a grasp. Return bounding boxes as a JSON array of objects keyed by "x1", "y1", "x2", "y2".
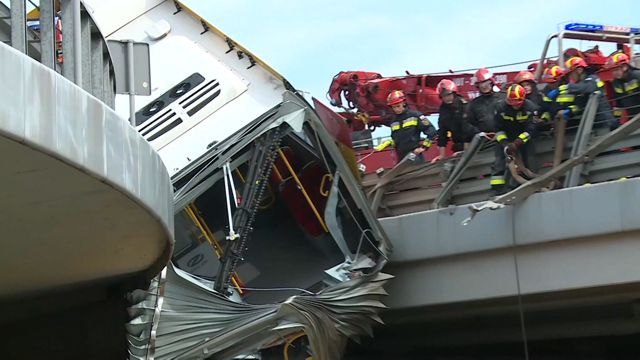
[
  {"x1": 490, "y1": 84, "x2": 540, "y2": 196},
  {"x1": 375, "y1": 90, "x2": 437, "y2": 163},
  {"x1": 540, "y1": 65, "x2": 572, "y2": 123},
  {"x1": 547, "y1": 57, "x2": 618, "y2": 129}
]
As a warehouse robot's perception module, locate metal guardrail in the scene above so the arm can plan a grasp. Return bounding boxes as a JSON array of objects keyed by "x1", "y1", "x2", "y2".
[
  {"x1": 3, "y1": 0, "x2": 116, "y2": 108},
  {"x1": 433, "y1": 133, "x2": 486, "y2": 208},
  {"x1": 564, "y1": 93, "x2": 598, "y2": 187},
  {"x1": 363, "y1": 108, "x2": 640, "y2": 217}
]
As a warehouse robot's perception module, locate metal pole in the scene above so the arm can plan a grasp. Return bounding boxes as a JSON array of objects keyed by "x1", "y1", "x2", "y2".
[
  {"x1": 10, "y1": 0, "x2": 27, "y2": 53},
  {"x1": 534, "y1": 33, "x2": 558, "y2": 80},
  {"x1": 631, "y1": 34, "x2": 638, "y2": 63},
  {"x1": 433, "y1": 133, "x2": 484, "y2": 208},
  {"x1": 127, "y1": 40, "x2": 136, "y2": 126},
  {"x1": 564, "y1": 94, "x2": 598, "y2": 188},
  {"x1": 40, "y1": 0, "x2": 56, "y2": 69},
  {"x1": 73, "y1": 0, "x2": 82, "y2": 86},
  {"x1": 558, "y1": 31, "x2": 565, "y2": 69},
  {"x1": 553, "y1": 116, "x2": 566, "y2": 168}
]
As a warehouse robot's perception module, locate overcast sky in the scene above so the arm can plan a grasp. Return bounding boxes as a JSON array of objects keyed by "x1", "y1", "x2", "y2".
[{"x1": 184, "y1": 0, "x2": 639, "y2": 107}]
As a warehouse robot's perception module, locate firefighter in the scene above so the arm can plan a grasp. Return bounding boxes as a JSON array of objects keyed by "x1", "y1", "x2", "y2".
[
  {"x1": 547, "y1": 57, "x2": 618, "y2": 130},
  {"x1": 515, "y1": 69, "x2": 552, "y2": 128},
  {"x1": 431, "y1": 79, "x2": 478, "y2": 163},
  {"x1": 515, "y1": 70, "x2": 544, "y2": 106},
  {"x1": 467, "y1": 67, "x2": 506, "y2": 132},
  {"x1": 540, "y1": 65, "x2": 570, "y2": 121},
  {"x1": 375, "y1": 90, "x2": 437, "y2": 162},
  {"x1": 490, "y1": 84, "x2": 540, "y2": 196},
  {"x1": 607, "y1": 52, "x2": 640, "y2": 118}
]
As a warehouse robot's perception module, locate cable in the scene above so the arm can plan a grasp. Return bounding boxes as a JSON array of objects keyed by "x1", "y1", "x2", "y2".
[
  {"x1": 222, "y1": 163, "x2": 238, "y2": 240},
  {"x1": 510, "y1": 210, "x2": 530, "y2": 360},
  {"x1": 225, "y1": 162, "x2": 239, "y2": 206},
  {"x1": 426, "y1": 56, "x2": 558, "y2": 76},
  {"x1": 354, "y1": 228, "x2": 376, "y2": 262}
]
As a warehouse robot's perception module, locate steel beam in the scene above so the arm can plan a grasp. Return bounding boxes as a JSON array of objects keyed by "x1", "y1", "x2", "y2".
[
  {"x1": 90, "y1": 34, "x2": 104, "y2": 101},
  {"x1": 9, "y1": 0, "x2": 26, "y2": 53},
  {"x1": 39, "y1": 0, "x2": 56, "y2": 69}
]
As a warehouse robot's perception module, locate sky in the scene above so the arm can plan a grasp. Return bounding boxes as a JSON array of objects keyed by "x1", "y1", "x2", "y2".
[{"x1": 183, "y1": 0, "x2": 640, "y2": 109}]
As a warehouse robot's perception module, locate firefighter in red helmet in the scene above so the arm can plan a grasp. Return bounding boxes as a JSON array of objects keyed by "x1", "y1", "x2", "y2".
[
  {"x1": 431, "y1": 79, "x2": 478, "y2": 163},
  {"x1": 490, "y1": 84, "x2": 540, "y2": 196},
  {"x1": 607, "y1": 52, "x2": 640, "y2": 118},
  {"x1": 547, "y1": 56, "x2": 618, "y2": 129},
  {"x1": 515, "y1": 70, "x2": 546, "y2": 111},
  {"x1": 515, "y1": 69, "x2": 551, "y2": 127},
  {"x1": 467, "y1": 67, "x2": 505, "y2": 133},
  {"x1": 375, "y1": 90, "x2": 437, "y2": 162}
]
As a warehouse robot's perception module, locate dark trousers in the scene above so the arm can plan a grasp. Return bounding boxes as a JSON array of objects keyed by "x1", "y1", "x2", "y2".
[{"x1": 490, "y1": 140, "x2": 535, "y2": 195}]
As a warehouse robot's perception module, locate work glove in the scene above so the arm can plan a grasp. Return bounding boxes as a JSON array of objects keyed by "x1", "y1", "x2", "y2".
[
  {"x1": 430, "y1": 154, "x2": 443, "y2": 164},
  {"x1": 561, "y1": 109, "x2": 572, "y2": 121},
  {"x1": 375, "y1": 140, "x2": 393, "y2": 151},
  {"x1": 504, "y1": 143, "x2": 517, "y2": 157},
  {"x1": 546, "y1": 88, "x2": 559, "y2": 100},
  {"x1": 504, "y1": 138, "x2": 524, "y2": 157}
]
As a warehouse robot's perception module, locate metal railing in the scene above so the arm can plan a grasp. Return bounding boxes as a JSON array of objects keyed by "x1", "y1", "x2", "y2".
[
  {"x1": 3, "y1": 0, "x2": 116, "y2": 108},
  {"x1": 433, "y1": 133, "x2": 487, "y2": 208},
  {"x1": 564, "y1": 93, "x2": 598, "y2": 187},
  {"x1": 362, "y1": 103, "x2": 640, "y2": 217},
  {"x1": 533, "y1": 30, "x2": 640, "y2": 80}
]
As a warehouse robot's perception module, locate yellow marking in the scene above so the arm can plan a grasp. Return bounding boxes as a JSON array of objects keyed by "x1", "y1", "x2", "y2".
[{"x1": 277, "y1": 149, "x2": 329, "y2": 233}]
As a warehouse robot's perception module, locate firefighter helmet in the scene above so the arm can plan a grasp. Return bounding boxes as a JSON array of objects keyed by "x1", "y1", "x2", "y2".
[
  {"x1": 387, "y1": 90, "x2": 406, "y2": 106},
  {"x1": 506, "y1": 84, "x2": 526, "y2": 106},
  {"x1": 475, "y1": 68, "x2": 493, "y2": 83},
  {"x1": 436, "y1": 79, "x2": 458, "y2": 97},
  {"x1": 514, "y1": 70, "x2": 535, "y2": 84},
  {"x1": 606, "y1": 52, "x2": 630, "y2": 69},
  {"x1": 541, "y1": 65, "x2": 565, "y2": 83},
  {"x1": 565, "y1": 57, "x2": 587, "y2": 72}
]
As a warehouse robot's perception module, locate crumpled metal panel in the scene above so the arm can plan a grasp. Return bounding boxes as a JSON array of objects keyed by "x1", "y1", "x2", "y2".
[{"x1": 127, "y1": 264, "x2": 392, "y2": 360}]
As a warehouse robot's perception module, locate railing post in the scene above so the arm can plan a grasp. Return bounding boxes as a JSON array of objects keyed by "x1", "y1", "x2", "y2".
[
  {"x1": 61, "y1": 0, "x2": 73, "y2": 81},
  {"x1": 433, "y1": 134, "x2": 485, "y2": 208},
  {"x1": 80, "y1": 12, "x2": 92, "y2": 91},
  {"x1": 553, "y1": 115, "x2": 566, "y2": 168},
  {"x1": 9, "y1": 0, "x2": 26, "y2": 53},
  {"x1": 90, "y1": 34, "x2": 105, "y2": 100},
  {"x1": 564, "y1": 94, "x2": 598, "y2": 188},
  {"x1": 127, "y1": 40, "x2": 136, "y2": 126},
  {"x1": 534, "y1": 33, "x2": 558, "y2": 80},
  {"x1": 73, "y1": 0, "x2": 82, "y2": 86},
  {"x1": 558, "y1": 31, "x2": 566, "y2": 69},
  {"x1": 40, "y1": 0, "x2": 56, "y2": 69}
]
